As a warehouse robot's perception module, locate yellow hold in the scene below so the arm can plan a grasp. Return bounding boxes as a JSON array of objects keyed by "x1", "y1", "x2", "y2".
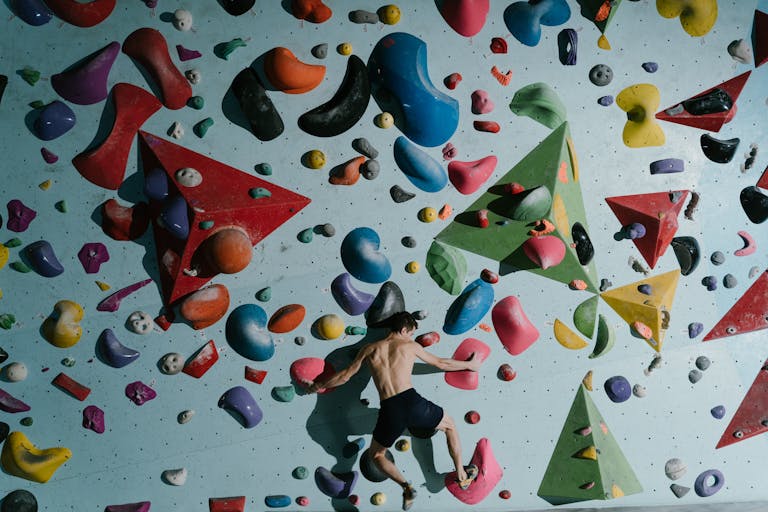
[
  {"x1": 553, "y1": 319, "x2": 589, "y2": 350},
  {"x1": 0, "y1": 244, "x2": 8, "y2": 270},
  {"x1": 616, "y1": 84, "x2": 665, "y2": 148},
  {"x1": 611, "y1": 483, "x2": 625, "y2": 498},
  {"x1": 597, "y1": 34, "x2": 611, "y2": 50},
  {"x1": 1, "y1": 431, "x2": 72, "y2": 483},
  {"x1": 573, "y1": 445, "x2": 598, "y2": 460},
  {"x1": 582, "y1": 371, "x2": 594, "y2": 391}
]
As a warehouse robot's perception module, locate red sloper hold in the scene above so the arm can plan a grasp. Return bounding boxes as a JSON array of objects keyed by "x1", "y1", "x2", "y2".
[
  {"x1": 100, "y1": 199, "x2": 150, "y2": 240},
  {"x1": 655, "y1": 71, "x2": 751, "y2": 132},
  {"x1": 209, "y1": 496, "x2": 246, "y2": 512},
  {"x1": 716, "y1": 359, "x2": 768, "y2": 448},
  {"x1": 137, "y1": 131, "x2": 311, "y2": 305},
  {"x1": 445, "y1": 338, "x2": 490, "y2": 390},
  {"x1": 492, "y1": 296, "x2": 539, "y2": 356},
  {"x1": 605, "y1": 190, "x2": 688, "y2": 269},
  {"x1": 44, "y1": 0, "x2": 116, "y2": 27},
  {"x1": 122, "y1": 28, "x2": 192, "y2": 110},
  {"x1": 444, "y1": 438, "x2": 503, "y2": 504},
  {"x1": 52, "y1": 372, "x2": 91, "y2": 401},
  {"x1": 448, "y1": 156, "x2": 498, "y2": 195},
  {"x1": 290, "y1": 0, "x2": 332, "y2": 23},
  {"x1": 290, "y1": 357, "x2": 335, "y2": 394},
  {"x1": 182, "y1": 340, "x2": 219, "y2": 379},
  {"x1": 753, "y1": 10, "x2": 768, "y2": 68},
  {"x1": 438, "y1": 0, "x2": 491, "y2": 37},
  {"x1": 73, "y1": 83, "x2": 161, "y2": 190},
  {"x1": 703, "y1": 270, "x2": 768, "y2": 341}
]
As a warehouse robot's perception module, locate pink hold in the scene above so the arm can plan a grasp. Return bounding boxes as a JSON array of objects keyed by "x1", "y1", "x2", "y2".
[
  {"x1": 445, "y1": 338, "x2": 490, "y2": 390},
  {"x1": 471, "y1": 90, "x2": 494, "y2": 114},
  {"x1": 78, "y1": 242, "x2": 110, "y2": 273},
  {"x1": 83, "y1": 405, "x2": 105, "y2": 433},
  {"x1": 176, "y1": 44, "x2": 202, "y2": 61},
  {"x1": 125, "y1": 381, "x2": 157, "y2": 405},
  {"x1": 290, "y1": 357, "x2": 336, "y2": 394},
  {"x1": 492, "y1": 296, "x2": 539, "y2": 355},
  {"x1": 6, "y1": 199, "x2": 37, "y2": 232},
  {"x1": 296, "y1": 496, "x2": 310, "y2": 507},
  {"x1": 41, "y1": 147, "x2": 59, "y2": 164},
  {"x1": 448, "y1": 156, "x2": 498, "y2": 195},
  {"x1": 442, "y1": 143, "x2": 457, "y2": 160},
  {"x1": 439, "y1": 0, "x2": 490, "y2": 37},
  {"x1": 96, "y1": 278, "x2": 153, "y2": 312},
  {"x1": 105, "y1": 503, "x2": 151, "y2": 512},
  {"x1": 445, "y1": 438, "x2": 503, "y2": 504},
  {"x1": 522, "y1": 235, "x2": 566, "y2": 269}
]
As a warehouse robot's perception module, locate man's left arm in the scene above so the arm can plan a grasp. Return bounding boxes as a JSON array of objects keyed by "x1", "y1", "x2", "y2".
[{"x1": 305, "y1": 347, "x2": 368, "y2": 393}]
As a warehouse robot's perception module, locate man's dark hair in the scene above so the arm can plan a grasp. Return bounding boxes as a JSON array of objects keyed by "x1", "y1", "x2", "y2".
[{"x1": 388, "y1": 311, "x2": 418, "y2": 333}]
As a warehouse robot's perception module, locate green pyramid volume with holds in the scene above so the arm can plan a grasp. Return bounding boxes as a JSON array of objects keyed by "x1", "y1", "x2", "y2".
[
  {"x1": 538, "y1": 383, "x2": 643, "y2": 505},
  {"x1": 435, "y1": 122, "x2": 599, "y2": 291}
]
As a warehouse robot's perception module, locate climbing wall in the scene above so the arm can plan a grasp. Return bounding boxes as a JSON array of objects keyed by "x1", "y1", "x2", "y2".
[{"x1": 0, "y1": 0, "x2": 768, "y2": 511}]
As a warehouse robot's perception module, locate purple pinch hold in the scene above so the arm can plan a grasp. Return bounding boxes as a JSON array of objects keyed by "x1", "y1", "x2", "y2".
[
  {"x1": 650, "y1": 158, "x2": 684, "y2": 175},
  {"x1": 688, "y1": 322, "x2": 704, "y2": 338},
  {"x1": 41, "y1": 147, "x2": 59, "y2": 164},
  {"x1": 125, "y1": 381, "x2": 157, "y2": 406},
  {"x1": 642, "y1": 62, "x2": 659, "y2": 73},
  {"x1": 0, "y1": 388, "x2": 31, "y2": 413},
  {"x1": 78, "y1": 242, "x2": 110, "y2": 273},
  {"x1": 83, "y1": 405, "x2": 105, "y2": 433},
  {"x1": 6, "y1": 199, "x2": 37, "y2": 232},
  {"x1": 96, "y1": 278, "x2": 153, "y2": 312},
  {"x1": 24, "y1": 240, "x2": 64, "y2": 277},
  {"x1": 218, "y1": 385, "x2": 263, "y2": 428},
  {"x1": 331, "y1": 273, "x2": 375, "y2": 316},
  {"x1": 710, "y1": 405, "x2": 726, "y2": 419},
  {"x1": 51, "y1": 42, "x2": 121, "y2": 106},
  {"x1": 626, "y1": 222, "x2": 646, "y2": 239},
  {"x1": 176, "y1": 44, "x2": 202, "y2": 61},
  {"x1": 597, "y1": 95, "x2": 614, "y2": 107}
]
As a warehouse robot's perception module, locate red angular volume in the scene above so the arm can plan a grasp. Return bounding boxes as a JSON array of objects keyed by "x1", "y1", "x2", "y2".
[
  {"x1": 704, "y1": 270, "x2": 768, "y2": 341},
  {"x1": 716, "y1": 359, "x2": 768, "y2": 448}
]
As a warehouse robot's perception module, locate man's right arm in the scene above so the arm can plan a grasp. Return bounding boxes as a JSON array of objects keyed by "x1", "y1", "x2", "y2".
[{"x1": 414, "y1": 344, "x2": 481, "y2": 372}]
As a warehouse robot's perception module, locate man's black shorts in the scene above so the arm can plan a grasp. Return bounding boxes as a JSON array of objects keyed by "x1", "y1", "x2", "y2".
[{"x1": 373, "y1": 388, "x2": 444, "y2": 447}]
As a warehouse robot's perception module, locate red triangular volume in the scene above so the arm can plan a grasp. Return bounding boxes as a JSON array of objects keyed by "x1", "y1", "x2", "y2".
[
  {"x1": 757, "y1": 165, "x2": 768, "y2": 190},
  {"x1": 138, "y1": 131, "x2": 311, "y2": 305},
  {"x1": 753, "y1": 10, "x2": 768, "y2": 68},
  {"x1": 655, "y1": 71, "x2": 751, "y2": 132},
  {"x1": 703, "y1": 270, "x2": 768, "y2": 341},
  {"x1": 605, "y1": 191, "x2": 688, "y2": 269},
  {"x1": 716, "y1": 358, "x2": 768, "y2": 449}
]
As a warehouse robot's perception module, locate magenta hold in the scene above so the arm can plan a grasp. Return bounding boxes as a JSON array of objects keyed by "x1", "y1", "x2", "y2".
[
  {"x1": 24, "y1": 240, "x2": 64, "y2": 277},
  {"x1": 96, "y1": 278, "x2": 153, "y2": 312},
  {"x1": 6, "y1": 199, "x2": 37, "y2": 232},
  {"x1": 78, "y1": 242, "x2": 110, "y2": 273},
  {"x1": 105, "y1": 502, "x2": 151, "y2": 512},
  {"x1": 82, "y1": 405, "x2": 105, "y2": 433},
  {"x1": 176, "y1": 45, "x2": 202, "y2": 61},
  {"x1": 125, "y1": 381, "x2": 157, "y2": 405},
  {"x1": 41, "y1": 147, "x2": 59, "y2": 163},
  {"x1": 0, "y1": 388, "x2": 31, "y2": 413},
  {"x1": 218, "y1": 385, "x2": 263, "y2": 428},
  {"x1": 51, "y1": 42, "x2": 121, "y2": 105}
]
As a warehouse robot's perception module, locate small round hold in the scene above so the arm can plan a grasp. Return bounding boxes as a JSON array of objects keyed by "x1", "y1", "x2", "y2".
[
  {"x1": 418, "y1": 207, "x2": 437, "y2": 223},
  {"x1": 304, "y1": 150, "x2": 326, "y2": 169},
  {"x1": 597, "y1": 95, "x2": 614, "y2": 106},
  {"x1": 256, "y1": 287, "x2": 272, "y2": 302},
  {"x1": 4, "y1": 362, "x2": 28, "y2": 382},
  {"x1": 206, "y1": 228, "x2": 252, "y2": 274},
  {"x1": 173, "y1": 9, "x2": 193, "y2": 30},
  {"x1": 160, "y1": 353, "x2": 184, "y2": 375},
  {"x1": 688, "y1": 369, "x2": 703, "y2": 383},
  {"x1": 405, "y1": 261, "x2": 420, "y2": 273},
  {"x1": 701, "y1": 275, "x2": 717, "y2": 291},
  {"x1": 175, "y1": 167, "x2": 202, "y2": 187},
  {"x1": 319, "y1": 223, "x2": 335, "y2": 237},
  {"x1": 128, "y1": 311, "x2": 154, "y2": 335},
  {"x1": 293, "y1": 466, "x2": 308, "y2": 479},
  {"x1": 632, "y1": 384, "x2": 647, "y2": 398},
  {"x1": 625, "y1": 222, "x2": 646, "y2": 239},
  {"x1": 710, "y1": 251, "x2": 725, "y2": 265},
  {"x1": 298, "y1": 228, "x2": 314, "y2": 243},
  {"x1": 604, "y1": 375, "x2": 631, "y2": 402},
  {"x1": 665, "y1": 458, "x2": 687, "y2": 480},
  {"x1": 642, "y1": 61, "x2": 659, "y2": 73},
  {"x1": 337, "y1": 42, "x2": 353, "y2": 56},
  {"x1": 412, "y1": 310, "x2": 427, "y2": 320},
  {"x1": 296, "y1": 496, "x2": 310, "y2": 507},
  {"x1": 377, "y1": 4, "x2": 401, "y2": 25},
  {"x1": 401, "y1": 236, "x2": 417, "y2": 248},
  {"x1": 749, "y1": 266, "x2": 761, "y2": 278},
  {"x1": 311, "y1": 43, "x2": 328, "y2": 59},
  {"x1": 498, "y1": 363, "x2": 517, "y2": 381},
  {"x1": 375, "y1": 112, "x2": 394, "y2": 129},
  {"x1": 688, "y1": 322, "x2": 704, "y2": 338},
  {"x1": 695, "y1": 355, "x2": 711, "y2": 371},
  {"x1": 464, "y1": 410, "x2": 480, "y2": 424},
  {"x1": 723, "y1": 273, "x2": 738, "y2": 288},
  {"x1": 20, "y1": 417, "x2": 33, "y2": 427},
  {"x1": 711, "y1": 405, "x2": 726, "y2": 419},
  {"x1": 295, "y1": 336, "x2": 306, "y2": 345},
  {"x1": 395, "y1": 438, "x2": 410, "y2": 451},
  {"x1": 588, "y1": 64, "x2": 613, "y2": 86},
  {"x1": 178, "y1": 409, "x2": 195, "y2": 424},
  {"x1": 361, "y1": 160, "x2": 380, "y2": 180},
  {"x1": 185, "y1": 69, "x2": 201, "y2": 84},
  {"x1": 1, "y1": 489, "x2": 38, "y2": 512},
  {"x1": 499, "y1": 489, "x2": 512, "y2": 499}
]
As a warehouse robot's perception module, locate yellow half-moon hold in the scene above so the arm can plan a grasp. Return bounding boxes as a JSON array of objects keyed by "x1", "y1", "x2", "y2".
[{"x1": 553, "y1": 318, "x2": 589, "y2": 350}]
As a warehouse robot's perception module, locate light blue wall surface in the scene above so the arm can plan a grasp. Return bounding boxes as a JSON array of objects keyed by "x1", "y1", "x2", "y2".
[{"x1": 0, "y1": 1, "x2": 767, "y2": 510}]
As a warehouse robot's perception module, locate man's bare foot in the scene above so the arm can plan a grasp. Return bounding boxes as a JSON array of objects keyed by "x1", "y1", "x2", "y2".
[{"x1": 402, "y1": 483, "x2": 417, "y2": 511}]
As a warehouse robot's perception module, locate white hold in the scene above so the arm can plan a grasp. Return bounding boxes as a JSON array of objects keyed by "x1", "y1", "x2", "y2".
[
  {"x1": 4, "y1": 362, "x2": 28, "y2": 382},
  {"x1": 185, "y1": 69, "x2": 201, "y2": 85},
  {"x1": 128, "y1": 311, "x2": 154, "y2": 335},
  {"x1": 169, "y1": 122, "x2": 185, "y2": 140},
  {"x1": 173, "y1": 9, "x2": 193, "y2": 31},
  {"x1": 665, "y1": 458, "x2": 687, "y2": 480},
  {"x1": 162, "y1": 467, "x2": 188, "y2": 486},
  {"x1": 160, "y1": 353, "x2": 184, "y2": 375},
  {"x1": 727, "y1": 39, "x2": 752, "y2": 64},
  {"x1": 178, "y1": 409, "x2": 195, "y2": 424},
  {"x1": 632, "y1": 384, "x2": 646, "y2": 398},
  {"x1": 175, "y1": 167, "x2": 202, "y2": 187}
]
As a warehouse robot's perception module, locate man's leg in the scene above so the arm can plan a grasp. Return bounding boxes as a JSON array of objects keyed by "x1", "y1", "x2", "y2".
[
  {"x1": 434, "y1": 413, "x2": 468, "y2": 482},
  {"x1": 370, "y1": 439, "x2": 417, "y2": 510}
]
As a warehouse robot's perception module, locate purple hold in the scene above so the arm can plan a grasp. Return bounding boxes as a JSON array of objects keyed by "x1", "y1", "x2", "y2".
[
  {"x1": 688, "y1": 322, "x2": 704, "y2": 338},
  {"x1": 143, "y1": 167, "x2": 169, "y2": 201},
  {"x1": 710, "y1": 405, "x2": 726, "y2": 419},
  {"x1": 315, "y1": 466, "x2": 358, "y2": 498},
  {"x1": 41, "y1": 147, "x2": 59, "y2": 163},
  {"x1": 6, "y1": 199, "x2": 37, "y2": 232},
  {"x1": 625, "y1": 222, "x2": 646, "y2": 239},
  {"x1": 12, "y1": 0, "x2": 53, "y2": 26},
  {"x1": 0, "y1": 388, "x2": 31, "y2": 413},
  {"x1": 83, "y1": 405, "x2": 105, "y2": 433},
  {"x1": 51, "y1": 42, "x2": 121, "y2": 105},
  {"x1": 218, "y1": 386, "x2": 263, "y2": 428},
  {"x1": 604, "y1": 375, "x2": 631, "y2": 403},
  {"x1": 597, "y1": 95, "x2": 614, "y2": 106},
  {"x1": 331, "y1": 273, "x2": 375, "y2": 316},
  {"x1": 176, "y1": 45, "x2": 202, "y2": 61},
  {"x1": 33, "y1": 100, "x2": 76, "y2": 140},
  {"x1": 637, "y1": 284, "x2": 652, "y2": 295},
  {"x1": 105, "y1": 502, "x2": 151, "y2": 512},
  {"x1": 125, "y1": 381, "x2": 157, "y2": 406},
  {"x1": 78, "y1": 242, "x2": 110, "y2": 273},
  {"x1": 24, "y1": 240, "x2": 64, "y2": 277},
  {"x1": 702, "y1": 275, "x2": 718, "y2": 291},
  {"x1": 97, "y1": 328, "x2": 140, "y2": 368},
  {"x1": 159, "y1": 195, "x2": 190, "y2": 239},
  {"x1": 642, "y1": 62, "x2": 659, "y2": 73}
]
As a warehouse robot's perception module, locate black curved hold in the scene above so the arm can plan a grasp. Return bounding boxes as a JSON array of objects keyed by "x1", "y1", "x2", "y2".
[
  {"x1": 700, "y1": 134, "x2": 739, "y2": 163},
  {"x1": 298, "y1": 55, "x2": 370, "y2": 137},
  {"x1": 218, "y1": 0, "x2": 255, "y2": 16},
  {"x1": 1, "y1": 489, "x2": 38, "y2": 512},
  {"x1": 682, "y1": 88, "x2": 733, "y2": 115},
  {"x1": 740, "y1": 186, "x2": 768, "y2": 224},
  {"x1": 231, "y1": 67, "x2": 284, "y2": 141},
  {"x1": 365, "y1": 281, "x2": 405, "y2": 327},
  {"x1": 671, "y1": 236, "x2": 700, "y2": 276},
  {"x1": 571, "y1": 222, "x2": 594, "y2": 266}
]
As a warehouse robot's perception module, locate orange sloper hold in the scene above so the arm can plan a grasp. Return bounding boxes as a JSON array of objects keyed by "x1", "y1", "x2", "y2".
[
  {"x1": 264, "y1": 47, "x2": 326, "y2": 94},
  {"x1": 329, "y1": 156, "x2": 364, "y2": 185},
  {"x1": 445, "y1": 438, "x2": 503, "y2": 504},
  {"x1": 178, "y1": 284, "x2": 230, "y2": 330},
  {"x1": 268, "y1": 304, "x2": 306, "y2": 333},
  {"x1": 291, "y1": 0, "x2": 332, "y2": 23}
]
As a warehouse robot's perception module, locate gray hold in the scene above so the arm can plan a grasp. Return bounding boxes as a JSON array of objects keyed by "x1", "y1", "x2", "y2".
[
  {"x1": 710, "y1": 251, "x2": 725, "y2": 265},
  {"x1": 670, "y1": 483, "x2": 690, "y2": 498},
  {"x1": 688, "y1": 369, "x2": 703, "y2": 384},
  {"x1": 695, "y1": 355, "x2": 711, "y2": 371},
  {"x1": 365, "y1": 282, "x2": 405, "y2": 327},
  {"x1": 390, "y1": 185, "x2": 416, "y2": 203},
  {"x1": 352, "y1": 137, "x2": 379, "y2": 159},
  {"x1": 361, "y1": 160, "x2": 380, "y2": 180},
  {"x1": 311, "y1": 43, "x2": 328, "y2": 59},
  {"x1": 723, "y1": 274, "x2": 737, "y2": 288},
  {"x1": 588, "y1": 64, "x2": 613, "y2": 86},
  {"x1": 349, "y1": 9, "x2": 379, "y2": 24},
  {"x1": 401, "y1": 236, "x2": 417, "y2": 248}
]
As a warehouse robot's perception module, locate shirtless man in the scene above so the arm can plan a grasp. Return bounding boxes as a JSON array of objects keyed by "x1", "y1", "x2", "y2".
[{"x1": 304, "y1": 311, "x2": 481, "y2": 510}]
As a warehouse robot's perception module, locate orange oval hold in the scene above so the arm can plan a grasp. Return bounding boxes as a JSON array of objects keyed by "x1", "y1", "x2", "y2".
[
  {"x1": 264, "y1": 47, "x2": 326, "y2": 94},
  {"x1": 179, "y1": 284, "x2": 230, "y2": 330},
  {"x1": 268, "y1": 304, "x2": 306, "y2": 333},
  {"x1": 205, "y1": 228, "x2": 252, "y2": 274}
]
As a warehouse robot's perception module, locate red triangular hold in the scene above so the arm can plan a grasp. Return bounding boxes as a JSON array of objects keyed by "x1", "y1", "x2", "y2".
[
  {"x1": 753, "y1": 10, "x2": 768, "y2": 68},
  {"x1": 138, "y1": 131, "x2": 311, "y2": 305},
  {"x1": 655, "y1": 71, "x2": 751, "y2": 132},
  {"x1": 757, "y1": 165, "x2": 768, "y2": 190},
  {"x1": 703, "y1": 270, "x2": 768, "y2": 341},
  {"x1": 605, "y1": 191, "x2": 688, "y2": 269},
  {"x1": 716, "y1": 358, "x2": 768, "y2": 449}
]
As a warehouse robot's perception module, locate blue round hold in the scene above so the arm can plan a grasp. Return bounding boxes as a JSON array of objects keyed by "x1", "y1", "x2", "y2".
[{"x1": 604, "y1": 376, "x2": 632, "y2": 403}]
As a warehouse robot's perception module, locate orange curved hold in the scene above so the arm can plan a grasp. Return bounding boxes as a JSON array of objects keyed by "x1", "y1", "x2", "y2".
[
  {"x1": 268, "y1": 304, "x2": 307, "y2": 333},
  {"x1": 264, "y1": 47, "x2": 326, "y2": 94},
  {"x1": 44, "y1": 0, "x2": 116, "y2": 27},
  {"x1": 291, "y1": 0, "x2": 332, "y2": 23},
  {"x1": 329, "y1": 156, "x2": 364, "y2": 186}
]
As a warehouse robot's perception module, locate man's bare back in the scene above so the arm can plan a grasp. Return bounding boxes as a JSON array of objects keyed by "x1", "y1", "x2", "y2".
[{"x1": 361, "y1": 334, "x2": 420, "y2": 400}]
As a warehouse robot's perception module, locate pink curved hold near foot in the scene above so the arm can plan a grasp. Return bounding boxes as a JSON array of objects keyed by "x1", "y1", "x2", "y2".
[
  {"x1": 44, "y1": 0, "x2": 116, "y2": 27},
  {"x1": 734, "y1": 230, "x2": 757, "y2": 256},
  {"x1": 445, "y1": 338, "x2": 490, "y2": 390},
  {"x1": 445, "y1": 438, "x2": 502, "y2": 504},
  {"x1": 522, "y1": 235, "x2": 566, "y2": 269},
  {"x1": 471, "y1": 90, "x2": 494, "y2": 114},
  {"x1": 439, "y1": 0, "x2": 490, "y2": 37},
  {"x1": 448, "y1": 156, "x2": 497, "y2": 195},
  {"x1": 96, "y1": 278, "x2": 153, "y2": 312},
  {"x1": 492, "y1": 296, "x2": 539, "y2": 355},
  {"x1": 41, "y1": 147, "x2": 59, "y2": 163},
  {"x1": 52, "y1": 41, "x2": 121, "y2": 105},
  {"x1": 73, "y1": 83, "x2": 161, "y2": 190},
  {"x1": 290, "y1": 357, "x2": 335, "y2": 394},
  {"x1": 122, "y1": 28, "x2": 192, "y2": 110}
]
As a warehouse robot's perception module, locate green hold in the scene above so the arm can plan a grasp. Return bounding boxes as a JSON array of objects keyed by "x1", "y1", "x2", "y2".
[
  {"x1": 426, "y1": 241, "x2": 467, "y2": 295},
  {"x1": 509, "y1": 82, "x2": 567, "y2": 129},
  {"x1": 589, "y1": 314, "x2": 615, "y2": 359},
  {"x1": 55, "y1": 200, "x2": 68, "y2": 213},
  {"x1": 20, "y1": 417, "x2": 33, "y2": 427},
  {"x1": 194, "y1": 118, "x2": 214, "y2": 138},
  {"x1": 573, "y1": 295, "x2": 598, "y2": 338},
  {"x1": 62, "y1": 357, "x2": 76, "y2": 367},
  {"x1": 214, "y1": 38, "x2": 247, "y2": 60},
  {"x1": 256, "y1": 287, "x2": 272, "y2": 302},
  {"x1": 345, "y1": 326, "x2": 367, "y2": 335},
  {"x1": 20, "y1": 67, "x2": 41, "y2": 86},
  {"x1": 199, "y1": 220, "x2": 215, "y2": 230},
  {"x1": 10, "y1": 261, "x2": 31, "y2": 273},
  {"x1": 0, "y1": 314, "x2": 15, "y2": 330},
  {"x1": 272, "y1": 385, "x2": 296, "y2": 402},
  {"x1": 187, "y1": 96, "x2": 205, "y2": 110},
  {"x1": 293, "y1": 466, "x2": 308, "y2": 479},
  {"x1": 29, "y1": 100, "x2": 45, "y2": 109},
  {"x1": 255, "y1": 163, "x2": 272, "y2": 176},
  {"x1": 298, "y1": 228, "x2": 313, "y2": 243},
  {"x1": 5, "y1": 238, "x2": 21, "y2": 248},
  {"x1": 509, "y1": 185, "x2": 552, "y2": 221},
  {"x1": 249, "y1": 187, "x2": 271, "y2": 199}
]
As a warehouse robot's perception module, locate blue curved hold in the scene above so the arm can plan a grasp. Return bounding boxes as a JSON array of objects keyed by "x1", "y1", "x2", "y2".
[
  {"x1": 159, "y1": 195, "x2": 189, "y2": 240},
  {"x1": 331, "y1": 273, "x2": 375, "y2": 316},
  {"x1": 12, "y1": 0, "x2": 53, "y2": 26},
  {"x1": 504, "y1": 0, "x2": 571, "y2": 47},
  {"x1": 368, "y1": 32, "x2": 459, "y2": 147},
  {"x1": 225, "y1": 304, "x2": 275, "y2": 361},
  {"x1": 393, "y1": 136, "x2": 448, "y2": 192},
  {"x1": 315, "y1": 466, "x2": 358, "y2": 499},
  {"x1": 24, "y1": 240, "x2": 64, "y2": 277},
  {"x1": 340, "y1": 227, "x2": 391, "y2": 284},
  {"x1": 97, "y1": 328, "x2": 140, "y2": 368},
  {"x1": 443, "y1": 279, "x2": 494, "y2": 335},
  {"x1": 264, "y1": 495, "x2": 291, "y2": 508},
  {"x1": 218, "y1": 385, "x2": 263, "y2": 428},
  {"x1": 33, "y1": 100, "x2": 76, "y2": 140},
  {"x1": 143, "y1": 167, "x2": 169, "y2": 201}
]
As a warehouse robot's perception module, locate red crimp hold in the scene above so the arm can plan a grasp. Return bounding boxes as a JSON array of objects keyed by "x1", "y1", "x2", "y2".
[
  {"x1": 480, "y1": 269, "x2": 499, "y2": 284},
  {"x1": 473, "y1": 121, "x2": 500, "y2": 133},
  {"x1": 182, "y1": 340, "x2": 219, "y2": 378},
  {"x1": 415, "y1": 331, "x2": 440, "y2": 347},
  {"x1": 477, "y1": 209, "x2": 489, "y2": 228},
  {"x1": 209, "y1": 496, "x2": 246, "y2": 512},
  {"x1": 52, "y1": 372, "x2": 91, "y2": 401},
  {"x1": 490, "y1": 37, "x2": 508, "y2": 54},
  {"x1": 444, "y1": 72, "x2": 462, "y2": 90},
  {"x1": 244, "y1": 366, "x2": 267, "y2": 384},
  {"x1": 504, "y1": 182, "x2": 525, "y2": 194},
  {"x1": 154, "y1": 309, "x2": 175, "y2": 331}
]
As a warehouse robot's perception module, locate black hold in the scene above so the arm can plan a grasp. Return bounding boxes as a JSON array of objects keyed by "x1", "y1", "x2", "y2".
[
  {"x1": 571, "y1": 222, "x2": 594, "y2": 266},
  {"x1": 229, "y1": 67, "x2": 284, "y2": 141},
  {"x1": 700, "y1": 134, "x2": 739, "y2": 163},
  {"x1": 682, "y1": 88, "x2": 733, "y2": 116},
  {"x1": 360, "y1": 448, "x2": 395, "y2": 482},
  {"x1": 298, "y1": 55, "x2": 370, "y2": 138},
  {"x1": 1, "y1": 490, "x2": 37, "y2": 512},
  {"x1": 0, "y1": 348, "x2": 7, "y2": 364},
  {"x1": 365, "y1": 281, "x2": 405, "y2": 327},
  {"x1": 0, "y1": 421, "x2": 8, "y2": 443},
  {"x1": 671, "y1": 236, "x2": 700, "y2": 276},
  {"x1": 218, "y1": 0, "x2": 255, "y2": 16},
  {"x1": 401, "y1": 236, "x2": 417, "y2": 248},
  {"x1": 390, "y1": 185, "x2": 415, "y2": 203},
  {"x1": 0, "y1": 75, "x2": 7, "y2": 108},
  {"x1": 740, "y1": 186, "x2": 768, "y2": 224}
]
